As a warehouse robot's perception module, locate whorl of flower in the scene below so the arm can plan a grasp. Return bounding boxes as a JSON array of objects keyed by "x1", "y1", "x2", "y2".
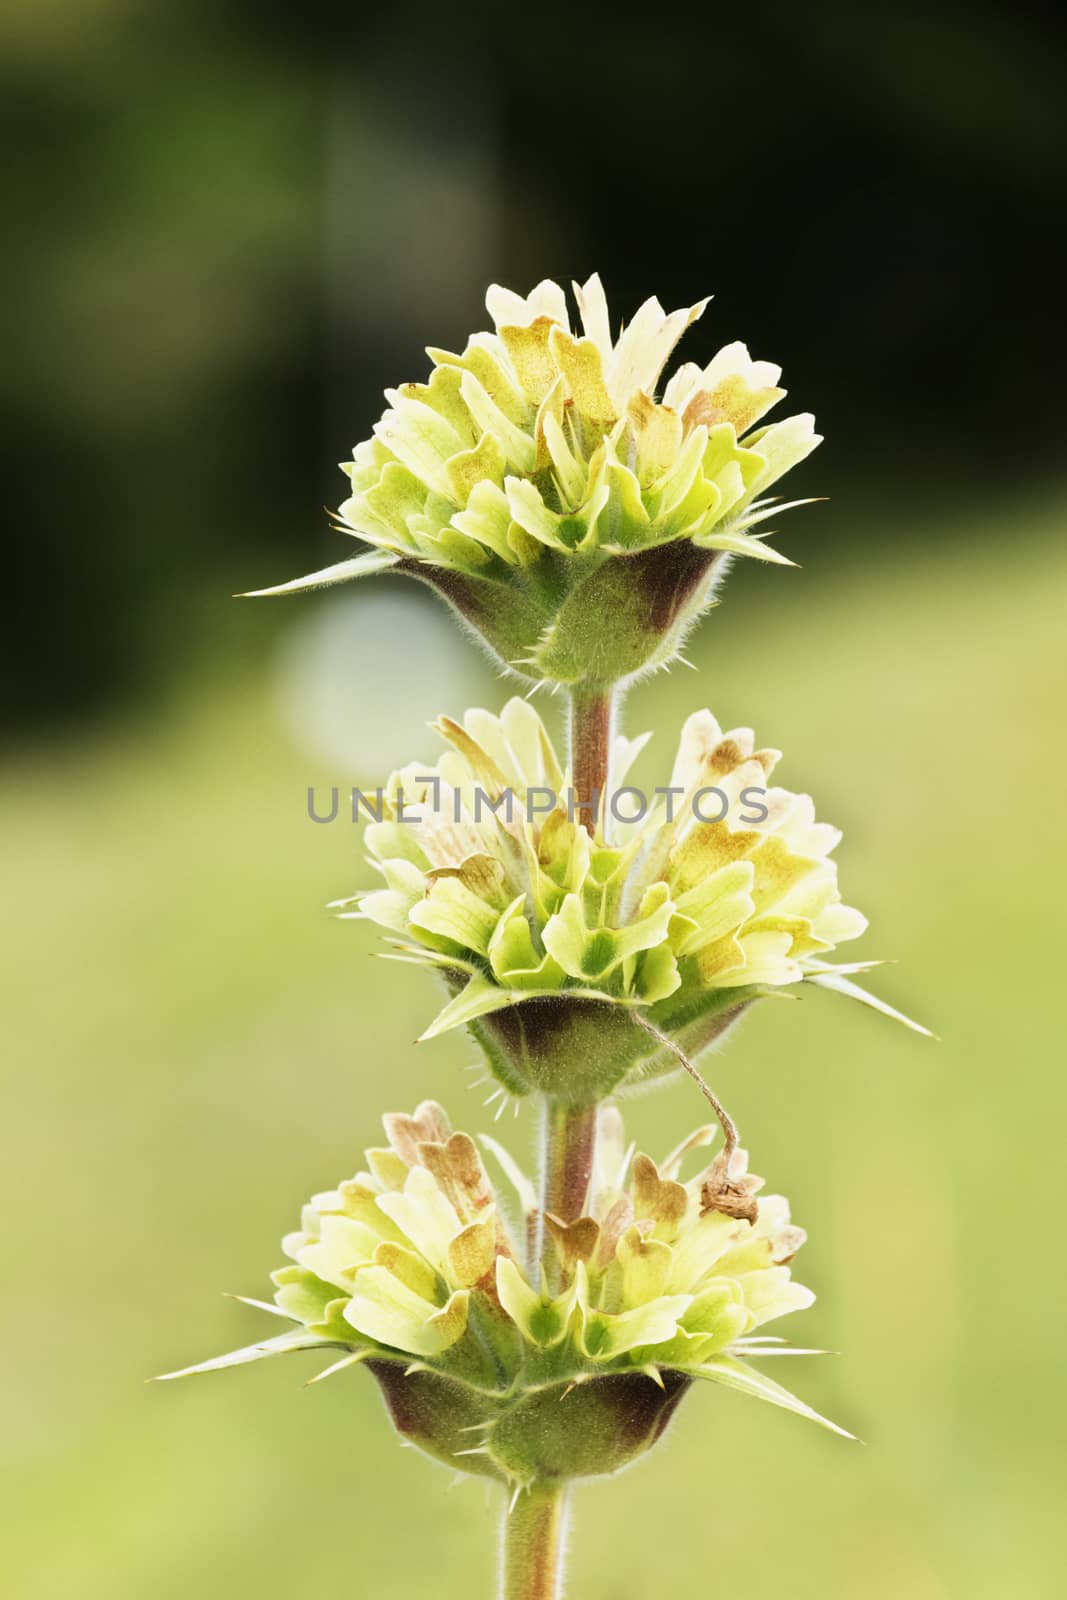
[
  {"x1": 334, "y1": 699, "x2": 924, "y2": 1103},
  {"x1": 246, "y1": 277, "x2": 821, "y2": 688},
  {"x1": 160, "y1": 1101, "x2": 851, "y2": 1483}
]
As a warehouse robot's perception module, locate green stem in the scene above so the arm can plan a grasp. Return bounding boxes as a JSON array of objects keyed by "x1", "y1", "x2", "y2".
[{"x1": 499, "y1": 1482, "x2": 570, "y2": 1600}]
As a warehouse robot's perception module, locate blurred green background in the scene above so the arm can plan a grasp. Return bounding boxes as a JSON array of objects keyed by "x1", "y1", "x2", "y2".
[{"x1": 5, "y1": 3, "x2": 1067, "y2": 1596}]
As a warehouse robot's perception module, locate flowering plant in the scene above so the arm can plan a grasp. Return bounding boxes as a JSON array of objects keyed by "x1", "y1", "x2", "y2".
[{"x1": 166, "y1": 276, "x2": 927, "y2": 1598}]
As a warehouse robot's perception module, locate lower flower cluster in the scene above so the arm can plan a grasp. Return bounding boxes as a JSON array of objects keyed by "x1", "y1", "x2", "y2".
[{"x1": 162, "y1": 1101, "x2": 850, "y2": 1483}]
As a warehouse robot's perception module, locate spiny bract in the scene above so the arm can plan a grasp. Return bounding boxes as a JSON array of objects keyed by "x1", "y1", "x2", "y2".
[
  {"x1": 247, "y1": 276, "x2": 822, "y2": 688},
  {"x1": 160, "y1": 1101, "x2": 851, "y2": 1484}
]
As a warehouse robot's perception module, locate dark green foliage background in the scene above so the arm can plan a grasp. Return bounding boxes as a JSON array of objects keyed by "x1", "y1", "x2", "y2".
[{"x1": 4, "y1": 1, "x2": 1065, "y2": 728}]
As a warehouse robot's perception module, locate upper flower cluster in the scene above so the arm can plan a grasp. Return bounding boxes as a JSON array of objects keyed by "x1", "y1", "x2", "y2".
[
  {"x1": 336, "y1": 699, "x2": 921, "y2": 1102},
  {"x1": 162, "y1": 1101, "x2": 848, "y2": 1484},
  {"x1": 248, "y1": 277, "x2": 821, "y2": 688}
]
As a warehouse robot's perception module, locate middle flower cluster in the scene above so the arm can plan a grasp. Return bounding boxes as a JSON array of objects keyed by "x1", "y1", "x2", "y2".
[{"x1": 337, "y1": 698, "x2": 872, "y2": 1101}]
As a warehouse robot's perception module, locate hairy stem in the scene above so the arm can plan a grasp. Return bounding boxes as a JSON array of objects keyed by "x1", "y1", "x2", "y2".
[
  {"x1": 518, "y1": 678, "x2": 618, "y2": 1600},
  {"x1": 533, "y1": 682, "x2": 618, "y2": 1277},
  {"x1": 540, "y1": 1099, "x2": 598, "y2": 1229},
  {"x1": 499, "y1": 1482, "x2": 570, "y2": 1600},
  {"x1": 569, "y1": 686, "x2": 614, "y2": 837}
]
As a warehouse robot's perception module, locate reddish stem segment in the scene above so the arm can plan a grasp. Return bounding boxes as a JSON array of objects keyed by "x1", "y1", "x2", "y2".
[
  {"x1": 569, "y1": 686, "x2": 613, "y2": 836},
  {"x1": 541, "y1": 1099, "x2": 598, "y2": 1226}
]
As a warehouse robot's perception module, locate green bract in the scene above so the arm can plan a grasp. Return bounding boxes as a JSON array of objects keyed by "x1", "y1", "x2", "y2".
[
  {"x1": 159, "y1": 1101, "x2": 850, "y2": 1485},
  {"x1": 335, "y1": 698, "x2": 925, "y2": 1103},
  {"x1": 245, "y1": 276, "x2": 821, "y2": 688}
]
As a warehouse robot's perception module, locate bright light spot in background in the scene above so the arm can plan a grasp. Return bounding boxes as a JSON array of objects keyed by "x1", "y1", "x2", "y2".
[{"x1": 275, "y1": 586, "x2": 494, "y2": 779}]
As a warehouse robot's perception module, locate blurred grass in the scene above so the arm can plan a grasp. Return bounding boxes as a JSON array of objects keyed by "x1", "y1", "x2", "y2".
[{"x1": 4, "y1": 500, "x2": 1066, "y2": 1598}]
